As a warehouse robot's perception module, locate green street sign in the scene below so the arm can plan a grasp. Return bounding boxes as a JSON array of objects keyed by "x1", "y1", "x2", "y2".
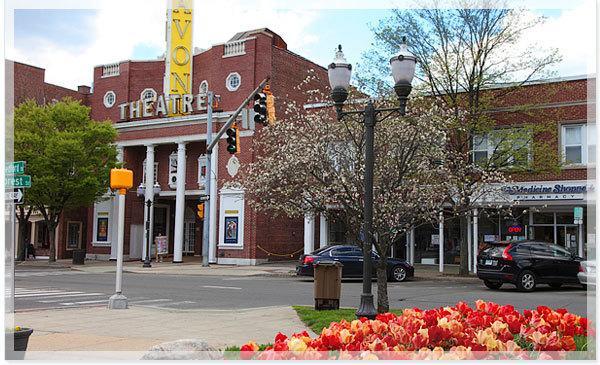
[
  {"x1": 5, "y1": 175, "x2": 31, "y2": 188},
  {"x1": 5, "y1": 161, "x2": 25, "y2": 175}
]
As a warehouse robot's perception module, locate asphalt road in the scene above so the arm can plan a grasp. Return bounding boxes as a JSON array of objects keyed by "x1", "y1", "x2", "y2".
[{"x1": 12, "y1": 267, "x2": 590, "y2": 316}]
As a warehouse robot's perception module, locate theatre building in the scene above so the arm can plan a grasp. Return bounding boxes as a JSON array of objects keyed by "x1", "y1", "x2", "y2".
[{"x1": 84, "y1": 27, "x2": 328, "y2": 264}]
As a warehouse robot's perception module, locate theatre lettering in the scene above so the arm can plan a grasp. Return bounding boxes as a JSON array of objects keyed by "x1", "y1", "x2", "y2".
[{"x1": 118, "y1": 93, "x2": 210, "y2": 121}]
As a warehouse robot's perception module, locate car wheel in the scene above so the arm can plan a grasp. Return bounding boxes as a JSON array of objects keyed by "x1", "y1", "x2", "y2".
[
  {"x1": 390, "y1": 266, "x2": 407, "y2": 282},
  {"x1": 516, "y1": 270, "x2": 537, "y2": 292},
  {"x1": 483, "y1": 280, "x2": 503, "y2": 290},
  {"x1": 549, "y1": 283, "x2": 562, "y2": 289}
]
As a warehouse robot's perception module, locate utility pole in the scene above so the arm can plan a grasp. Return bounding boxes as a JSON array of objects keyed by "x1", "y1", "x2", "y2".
[
  {"x1": 201, "y1": 91, "x2": 214, "y2": 267},
  {"x1": 201, "y1": 78, "x2": 270, "y2": 267}
]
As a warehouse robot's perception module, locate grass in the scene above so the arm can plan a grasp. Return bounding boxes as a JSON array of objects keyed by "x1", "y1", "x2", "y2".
[{"x1": 292, "y1": 305, "x2": 403, "y2": 334}]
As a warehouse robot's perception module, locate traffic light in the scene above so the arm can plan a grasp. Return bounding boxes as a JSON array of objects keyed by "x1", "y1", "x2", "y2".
[
  {"x1": 226, "y1": 123, "x2": 239, "y2": 154},
  {"x1": 253, "y1": 92, "x2": 267, "y2": 125},
  {"x1": 266, "y1": 91, "x2": 275, "y2": 124},
  {"x1": 197, "y1": 203, "x2": 205, "y2": 220}
]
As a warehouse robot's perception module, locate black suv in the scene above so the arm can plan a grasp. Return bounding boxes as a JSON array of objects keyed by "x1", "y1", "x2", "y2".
[{"x1": 477, "y1": 241, "x2": 584, "y2": 292}]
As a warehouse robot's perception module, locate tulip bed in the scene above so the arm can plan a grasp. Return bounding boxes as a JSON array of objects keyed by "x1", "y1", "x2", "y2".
[{"x1": 235, "y1": 301, "x2": 592, "y2": 360}]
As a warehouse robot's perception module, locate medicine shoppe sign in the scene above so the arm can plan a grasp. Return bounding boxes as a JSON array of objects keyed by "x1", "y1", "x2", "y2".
[{"x1": 501, "y1": 181, "x2": 595, "y2": 201}]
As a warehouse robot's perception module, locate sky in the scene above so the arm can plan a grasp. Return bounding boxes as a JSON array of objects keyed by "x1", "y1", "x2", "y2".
[{"x1": 6, "y1": 0, "x2": 596, "y2": 90}]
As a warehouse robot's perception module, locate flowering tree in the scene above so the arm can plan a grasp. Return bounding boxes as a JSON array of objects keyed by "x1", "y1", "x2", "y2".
[{"x1": 239, "y1": 73, "x2": 456, "y2": 312}]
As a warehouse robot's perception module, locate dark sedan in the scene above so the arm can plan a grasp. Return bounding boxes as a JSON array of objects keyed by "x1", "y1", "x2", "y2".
[
  {"x1": 296, "y1": 245, "x2": 414, "y2": 282},
  {"x1": 477, "y1": 240, "x2": 584, "y2": 292}
]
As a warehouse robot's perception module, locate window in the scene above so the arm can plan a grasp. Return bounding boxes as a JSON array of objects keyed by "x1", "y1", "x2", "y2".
[
  {"x1": 331, "y1": 246, "x2": 362, "y2": 257},
  {"x1": 67, "y1": 222, "x2": 82, "y2": 249},
  {"x1": 142, "y1": 160, "x2": 159, "y2": 184},
  {"x1": 472, "y1": 129, "x2": 530, "y2": 167},
  {"x1": 199, "y1": 80, "x2": 209, "y2": 94},
  {"x1": 103, "y1": 91, "x2": 116, "y2": 108},
  {"x1": 140, "y1": 88, "x2": 157, "y2": 102},
  {"x1": 226, "y1": 72, "x2": 241, "y2": 91},
  {"x1": 562, "y1": 124, "x2": 596, "y2": 165},
  {"x1": 198, "y1": 154, "x2": 207, "y2": 190}
]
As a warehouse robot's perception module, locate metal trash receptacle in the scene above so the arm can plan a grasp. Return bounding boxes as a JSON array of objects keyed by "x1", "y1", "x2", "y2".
[
  {"x1": 314, "y1": 261, "x2": 343, "y2": 310},
  {"x1": 72, "y1": 249, "x2": 86, "y2": 265}
]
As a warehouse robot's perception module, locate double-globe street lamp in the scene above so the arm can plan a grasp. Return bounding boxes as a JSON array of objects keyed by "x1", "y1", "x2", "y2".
[
  {"x1": 136, "y1": 182, "x2": 162, "y2": 268},
  {"x1": 327, "y1": 37, "x2": 417, "y2": 319}
]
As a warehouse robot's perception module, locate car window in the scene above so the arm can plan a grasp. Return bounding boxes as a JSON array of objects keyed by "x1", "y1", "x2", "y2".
[
  {"x1": 331, "y1": 247, "x2": 362, "y2": 257},
  {"x1": 513, "y1": 244, "x2": 531, "y2": 256},
  {"x1": 549, "y1": 244, "x2": 572, "y2": 259},
  {"x1": 529, "y1": 244, "x2": 553, "y2": 257}
]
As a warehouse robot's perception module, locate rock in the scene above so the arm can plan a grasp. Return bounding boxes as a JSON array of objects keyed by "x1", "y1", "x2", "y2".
[{"x1": 140, "y1": 339, "x2": 223, "y2": 360}]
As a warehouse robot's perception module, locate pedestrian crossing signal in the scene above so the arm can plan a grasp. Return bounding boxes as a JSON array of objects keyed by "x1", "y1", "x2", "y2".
[
  {"x1": 226, "y1": 123, "x2": 239, "y2": 154},
  {"x1": 197, "y1": 203, "x2": 205, "y2": 220}
]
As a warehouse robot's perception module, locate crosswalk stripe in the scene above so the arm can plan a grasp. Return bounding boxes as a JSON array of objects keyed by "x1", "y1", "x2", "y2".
[
  {"x1": 129, "y1": 299, "x2": 171, "y2": 304},
  {"x1": 60, "y1": 299, "x2": 108, "y2": 306},
  {"x1": 15, "y1": 291, "x2": 84, "y2": 297},
  {"x1": 36, "y1": 293, "x2": 106, "y2": 302}
]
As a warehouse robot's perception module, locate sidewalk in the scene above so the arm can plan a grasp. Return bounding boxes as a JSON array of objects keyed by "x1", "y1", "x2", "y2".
[{"x1": 14, "y1": 305, "x2": 314, "y2": 359}]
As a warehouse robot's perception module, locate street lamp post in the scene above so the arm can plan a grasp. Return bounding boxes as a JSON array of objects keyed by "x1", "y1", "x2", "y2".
[
  {"x1": 137, "y1": 182, "x2": 161, "y2": 267},
  {"x1": 327, "y1": 38, "x2": 416, "y2": 319}
]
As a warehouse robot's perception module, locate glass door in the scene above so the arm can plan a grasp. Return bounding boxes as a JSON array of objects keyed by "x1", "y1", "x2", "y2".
[
  {"x1": 557, "y1": 225, "x2": 578, "y2": 252},
  {"x1": 183, "y1": 221, "x2": 196, "y2": 253}
]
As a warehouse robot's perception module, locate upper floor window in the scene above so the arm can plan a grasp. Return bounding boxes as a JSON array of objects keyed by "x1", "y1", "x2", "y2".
[
  {"x1": 472, "y1": 129, "x2": 530, "y2": 167},
  {"x1": 198, "y1": 154, "x2": 207, "y2": 190},
  {"x1": 103, "y1": 91, "x2": 116, "y2": 108},
  {"x1": 562, "y1": 124, "x2": 596, "y2": 165},
  {"x1": 226, "y1": 72, "x2": 241, "y2": 92},
  {"x1": 199, "y1": 80, "x2": 209, "y2": 94},
  {"x1": 141, "y1": 88, "x2": 157, "y2": 102}
]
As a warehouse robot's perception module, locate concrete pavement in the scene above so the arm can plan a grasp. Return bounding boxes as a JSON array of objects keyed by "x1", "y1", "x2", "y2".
[{"x1": 15, "y1": 305, "x2": 314, "y2": 358}]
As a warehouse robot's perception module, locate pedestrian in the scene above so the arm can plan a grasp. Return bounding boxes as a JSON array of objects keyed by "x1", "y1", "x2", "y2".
[{"x1": 26, "y1": 241, "x2": 36, "y2": 259}]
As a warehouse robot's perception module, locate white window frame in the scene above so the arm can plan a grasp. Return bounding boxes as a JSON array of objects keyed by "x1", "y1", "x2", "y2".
[
  {"x1": 472, "y1": 129, "x2": 531, "y2": 167},
  {"x1": 226, "y1": 72, "x2": 241, "y2": 92},
  {"x1": 92, "y1": 200, "x2": 112, "y2": 247},
  {"x1": 199, "y1": 80, "x2": 209, "y2": 94},
  {"x1": 561, "y1": 123, "x2": 595, "y2": 166},
  {"x1": 198, "y1": 154, "x2": 207, "y2": 190},
  {"x1": 103, "y1": 91, "x2": 116, "y2": 108},
  {"x1": 140, "y1": 88, "x2": 157, "y2": 102},
  {"x1": 142, "y1": 160, "x2": 159, "y2": 184}
]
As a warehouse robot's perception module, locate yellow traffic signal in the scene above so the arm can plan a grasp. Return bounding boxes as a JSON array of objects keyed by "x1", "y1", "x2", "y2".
[
  {"x1": 266, "y1": 94, "x2": 275, "y2": 124},
  {"x1": 197, "y1": 203, "x2": 205, "y2": 220}
]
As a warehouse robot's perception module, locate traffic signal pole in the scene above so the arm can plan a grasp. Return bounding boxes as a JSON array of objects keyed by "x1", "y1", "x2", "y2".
[{"x1": 201, "y1": 76, "x2": 269, "y2": 266}]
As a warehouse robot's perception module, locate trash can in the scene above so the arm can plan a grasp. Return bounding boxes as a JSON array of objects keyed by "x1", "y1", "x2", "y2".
[
  {"x1": 313, "y1": 261, "x2": 343, "y2": 310},
  {"x1": 72, "y1": 249, "x2": 86, "y2": 265}
]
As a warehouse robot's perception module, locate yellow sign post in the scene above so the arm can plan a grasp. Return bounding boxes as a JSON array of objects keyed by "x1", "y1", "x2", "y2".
[{"x1": 165, "y1": 0, "x2": 194, "y2": 115}]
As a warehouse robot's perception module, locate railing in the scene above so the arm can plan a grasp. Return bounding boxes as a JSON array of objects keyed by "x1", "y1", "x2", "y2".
[
  {"x1": 102, "y1": 63, "x2": 120, "y2": 77},
  {"x1": 223, "y1": 40, "x2": 246, "y2": 57}
]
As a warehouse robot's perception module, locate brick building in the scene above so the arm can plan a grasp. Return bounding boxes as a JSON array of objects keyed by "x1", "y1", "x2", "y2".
[
  {"x1": 10, "y1": 61, "x2": 92, "y2": 259},
  {"x1": 387, "y1": 76, "x2": 596, "y2": 271}
]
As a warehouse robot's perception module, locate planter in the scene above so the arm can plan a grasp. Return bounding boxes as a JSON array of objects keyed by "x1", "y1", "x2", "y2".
[{"x1": 6, "y1": 328, "x2": 33, "y2": 359}]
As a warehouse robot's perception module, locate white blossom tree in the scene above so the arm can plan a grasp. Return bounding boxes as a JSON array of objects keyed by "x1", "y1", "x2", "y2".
[{"x1": 239, "y1": 72, "x2": 458, "y2": 312}]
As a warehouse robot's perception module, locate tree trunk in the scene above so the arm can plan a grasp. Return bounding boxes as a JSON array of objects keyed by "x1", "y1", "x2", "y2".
[
  {"x1": 48, "y1": 222, "x2": 57, "y2": 263},
  {"x1": 16, "y1": 219, "x2": 28, "y2": 261},
  {"x1": 376, "y1": 255, "x2": 389, "y2": 313},
  {"x1": 459, "y1": 215, "x2": 469, "y2": 276}
]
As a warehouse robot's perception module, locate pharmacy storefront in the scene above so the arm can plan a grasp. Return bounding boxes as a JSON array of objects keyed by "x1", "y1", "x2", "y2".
[{"x1": 399, "y1": 180, "x2": 595, "y2": 267}]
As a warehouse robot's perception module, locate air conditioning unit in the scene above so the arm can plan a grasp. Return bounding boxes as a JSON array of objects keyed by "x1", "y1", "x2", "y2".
[{"x1": 169, "y1": 173, "x2": 177, "y2": 189}]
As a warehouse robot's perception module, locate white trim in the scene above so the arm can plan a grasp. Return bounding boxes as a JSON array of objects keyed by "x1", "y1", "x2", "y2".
[
  {"x1": 116, "y1": 130, "x2": 254, "y2": 147},
  {"x1": 103, "y1": 91, "x2": 116, "y2": 108},
  {"x1": 561, "y1": 123, "x2": 596, "y2": 166},
  {"x1": 158, "y1": 189, "x2": 206, "y2": 197},
  {"x1": 199, "y1": 80, "x2": 209, "y2": 94},
  {"x1": 114, "y1": 111, "x2": 232, "y2": 131},
  {"x1": 216, "y1": 258, "x2": 267, "y2": 266},
  {"x1": 197, "y1": 154, "x2": 207, "y2": 190},
  {"x1": 226, "y1": 72, "x2": 241, "y2": 92},
  {"x1": 92, "y1": 200, "x2": 112, "y2": 247},
  {"x1": 218, "y1": 188, "x2": 245, "y2": 249}
]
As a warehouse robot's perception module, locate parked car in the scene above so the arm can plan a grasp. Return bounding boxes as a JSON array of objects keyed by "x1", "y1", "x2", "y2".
[
  {"x1": 296, "y1": 245, "x2": 414, "y2": 282},
  {"x1": 578, "y1": 260, "x2": 596, "y2": 288},
  {"x1": 477, "y1": 240, "x2": 584, "y2": 292}
]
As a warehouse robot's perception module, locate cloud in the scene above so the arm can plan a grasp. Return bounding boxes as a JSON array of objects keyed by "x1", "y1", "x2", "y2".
[{"x1": 8, "y1": 0, "x2": 321, "y2": 89}]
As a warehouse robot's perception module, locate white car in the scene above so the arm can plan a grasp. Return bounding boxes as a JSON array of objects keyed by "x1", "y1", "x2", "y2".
[{"x1": 578, "y1": 261, "x2": 596, "y2": 288}]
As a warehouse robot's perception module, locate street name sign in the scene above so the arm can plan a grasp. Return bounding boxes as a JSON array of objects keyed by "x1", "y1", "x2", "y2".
[
  {"x1": 5, "y1": 189, "x2": 24, "y2": 204},
  {"x1": 5, "y1": 175, "x2": 31, "y2": 188},
  {"x1": 5, "y1": 161, "x2": 25, "y2": 175}
]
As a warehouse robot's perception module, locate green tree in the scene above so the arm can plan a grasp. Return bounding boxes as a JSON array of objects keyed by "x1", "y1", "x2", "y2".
[{"x1": 14, "y1": 99, "x2": 118, "y2": 262}]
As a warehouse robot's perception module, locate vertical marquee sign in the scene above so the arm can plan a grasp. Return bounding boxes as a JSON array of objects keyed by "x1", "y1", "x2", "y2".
[{"x1": 164, "y1": 0, "x2": 194, "y2": 115}]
